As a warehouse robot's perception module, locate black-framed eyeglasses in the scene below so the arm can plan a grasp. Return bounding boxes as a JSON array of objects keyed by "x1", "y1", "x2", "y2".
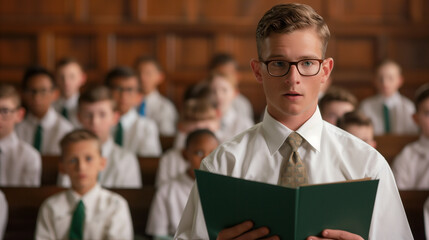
[{"x1": 261, "y1": 59, "x2": 324, "y2": 77}]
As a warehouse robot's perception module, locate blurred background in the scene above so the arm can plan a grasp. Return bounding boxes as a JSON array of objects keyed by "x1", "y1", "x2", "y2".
[{"x1": 0, "y1": 0, "x2": 428, "y2": 120}]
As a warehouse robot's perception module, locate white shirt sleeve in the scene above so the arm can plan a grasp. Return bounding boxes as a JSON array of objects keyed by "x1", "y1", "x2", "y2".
[{"x1": 35, "y1": 200, "x2": 58, "y2": 240}]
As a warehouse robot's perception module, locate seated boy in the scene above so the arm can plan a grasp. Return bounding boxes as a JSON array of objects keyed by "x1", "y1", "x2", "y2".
[
  {"x1": 16, "y1": 66, "x2": 74, "y2": 155},
  {"x1": 134, "y1": 56, "x2": 179, "y2": 136},
  {"x1": 57, "y1": 85, "x2": 142, "y2": 188},
  {"x1": 0, "y1": 190, "x2": 7, "y2": 239},
  {"x1": 319, "y1": 86, "x2": 357, "y2": 125},
  {"x1": 157, "y1": 98, "x2": 221, "y2": 187},
  {"x1": 105, "y1": 66, "x2": 161, "y2": 157},
  {"x1": 146, "y1": 129, "x2": 219, "y2": 239},
  {"x1": 208, "y1": 72, "x2": 254, "y2": 141},
  {"x1": 35, "y1": 129, "x2": 133, "y2": 240},
  {"x1": 337, "y1": 111, "x2": 377, "y2": 148},
  {"x1": 0, "y1": 84, "x2": 41, "y2": 186},
  {"x1": 53, "y1": 58, "x2": 87, "y2": 127},
  {"x1": 360, "y1": 60, "x2": 418, "y2": 135},
  {"x1": 208, "y1": 53, "x2": 254, "y2": 120},
  {"x1": 392, "y1": 84, "x2": 429, "y2": 190}
]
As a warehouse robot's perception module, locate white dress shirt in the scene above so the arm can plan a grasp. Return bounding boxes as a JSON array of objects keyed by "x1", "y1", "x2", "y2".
[
  {"x1": 155, "y1": 149, "x2": 189, "y2": 187},
  {"x1": 142, "y1": 90, "x2": 178, "y2": 136},
  {"x1": 53, "y1": 94, "x2": 81, "y2": 128},
  {"x1": 175, "y1": 108, "x2": 412, "y2": 240},
  {"x1": 147, "y1": 173, "x2": 194, "y2": 237},
  {"x1": 58, "y1": 138, "x2": 142, "y2": 188},
  {"x1": 0, "y1": 190, "x2": 7, "y2": 240},
  {"x1": 15, "y1": 107, "x2": 74, "y2": 155},
  {"x1": 0, "y1": 132, "x2": 41, "y2": 186},
  {"x1": 114, "y1": 109, "x2": 161, "y2": 157},
  {"x1": 218, "y1": 107, "x2": 254, "y2": 142},
  {"x1": 232, "y1": 93, "x2": 254, "y2": 121},
  {"x1": 35, "y1": 184, "x2": 133, "y2": 240},
  {"x1": 392, "y1": 135, "x2": 429, "y2": 190},
  {"x1": 360, "y1": 93, "x2": 418, "y2": 135}
]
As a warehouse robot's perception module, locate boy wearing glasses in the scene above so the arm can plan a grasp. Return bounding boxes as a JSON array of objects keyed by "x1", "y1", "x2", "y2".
[
  {"x1": 0, "y1": 83, "x2": 41, "y2": 186},
  {"x1": 105, "y1": 66, "x2": 161, "y2": 157},
  {"x1": 16, "y1": 66, "x2": 74, "y2": 155},
  {"x1": 176, "y1": 3, "x2": 412, "y2": 240}
]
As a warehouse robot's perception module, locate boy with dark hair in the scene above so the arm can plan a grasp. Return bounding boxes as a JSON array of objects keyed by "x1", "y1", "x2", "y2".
[
  {"x1": 16, "y1": 65, "x2": 73, "y2": 155},
  {"x1": 35, "y1": 129, "x2": 133, "y2": 239},
  {"x1": 319, "y1": 86, "x2": 358, "y2": 125},
  {"x1": 57, "y1": 85, "x2": 142, "y2": 188},
  {"x1": 209, "y1": 53, "x2": 254, "y2": 120},
  {"x1": 0, "y1": 83, "x2": 41, "y2": 186},
  {"x1": 176, "y1": 3, "x2": 411, "y2": 240},
  {"x1": 337, "y1": 111, "x2": 377, "y2": 148},
  {"x1": 53, "y1": 57, "x2": 87, "y2": 127},
  {"x1": 134, "y1": 56, "x2": 178, "y2": 136},
  {"x1": 105, "y1": 66, "x2": 162, "y2": 157},
  {"x1": 393, "y1": 84, "x2": 429, "y2": 189}
]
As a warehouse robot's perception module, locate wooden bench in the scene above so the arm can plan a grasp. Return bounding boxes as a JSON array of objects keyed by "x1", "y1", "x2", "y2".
[
  {"x1": 399, "y1": 190, "x2": 429, "y2": 240},
  {"x1": 160, "y1": 136, "x2": 175, "y2": 152},
  {"x1": 0, "y1": 186, "x2": 156, "y2": 240},
  {"x1": 374, "y1": 135, "x2": 419, "y2": 165},
  {"x1": 41, "y1": 156, "x2": 160, "y2": 187}
]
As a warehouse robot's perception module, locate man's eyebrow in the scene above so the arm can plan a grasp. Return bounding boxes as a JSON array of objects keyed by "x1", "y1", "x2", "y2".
[{"x1": 265, "y1": 55, "x2": 322, "y2": 60}]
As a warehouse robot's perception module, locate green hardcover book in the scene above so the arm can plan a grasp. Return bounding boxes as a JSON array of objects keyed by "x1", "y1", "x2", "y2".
[{"x1": 195, "y1": 170, "x2": 379, "y2": 240}]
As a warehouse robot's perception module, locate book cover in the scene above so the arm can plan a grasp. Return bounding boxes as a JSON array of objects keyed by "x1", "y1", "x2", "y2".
[{"x1": 195, "y1": 170, "x2": 379, "y2": 240}]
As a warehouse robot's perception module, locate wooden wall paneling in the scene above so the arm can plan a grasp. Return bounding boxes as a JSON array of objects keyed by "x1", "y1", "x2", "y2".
[
  {"x1": 334, "y1": 36, "x2": 376, "y2": 70},
  {"x1": 113, "y1": 34, "x2": 157, "y2": 67},
  {"x1": 37, "y1": 32, "x2": 55, "y2": 69},
  {"x1": 0, "y1": 0, "x2": 74, "y2": 23},
  {"x1": 53, "y1": 34, "x2": 97, "y2": 72},
  {"x1": 409, "y1": 0, "x2": 424, "y2": 23},
  {"x1": 136, "y1": 0, "x2": 189, "y2": 23},
  {"x1": 86, "y1": 0, "x2": 130, "y2": 23}
]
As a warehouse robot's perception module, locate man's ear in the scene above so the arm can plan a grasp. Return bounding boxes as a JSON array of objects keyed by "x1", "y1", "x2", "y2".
[
  {"x1": 321, "y1": 58, "x2": 334, "y2": 84},
  {"x1": 250, "y1": 59, "x2": 263, "y2": 83}
]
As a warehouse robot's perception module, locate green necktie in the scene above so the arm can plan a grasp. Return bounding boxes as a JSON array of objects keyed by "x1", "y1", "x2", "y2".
[
  {"x1": 114, "y1": 122, "x2": 123, "y2": 146},
  {"x1": 61, "y1": 107, "x2": 69, "y2": 119},
  {"x1": 69, "y1": 200, "x2": 85, "y2": 240},
  {"x1": 383, "y1": 104, "x2": 391, "y2": 133},
  {"x1": 33, "y1": 125, "x2": 42, "y2": 152}
]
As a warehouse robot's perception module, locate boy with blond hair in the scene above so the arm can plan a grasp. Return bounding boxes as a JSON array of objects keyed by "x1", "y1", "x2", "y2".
[
  {"x1": 176, "y1": 3, "x2": 411, "y2": 240},
  {"x1": 105, "y1": 66, "x2": 161, "y2": 157},
  {"x1": 16, "y1": 66, "x2": 74, "y2": 155},
  {"x1": 57, "y1": 85, "x2": 142, "y2": 188},
  {"x1": 0, "y1": 83, "x2": 41, "y2": 186},
  {"x1": 135, "y1": 56, "x2": 178, "y2": 136},
  {"x1": 360, "y1": 60, "x2": 418, "y2": 135},
  {"x1": 35, "y1": 129, "x2": 133, "y2": 240},
  {"x1": 53, "y1": 58, "x2": 86, "y2": 127},
  {"x1": 319, "y1": 86, "x2": 358, "y2": 125},
  {"x1": 393, "y1": 84, "x2": 429, "y2": 189}
]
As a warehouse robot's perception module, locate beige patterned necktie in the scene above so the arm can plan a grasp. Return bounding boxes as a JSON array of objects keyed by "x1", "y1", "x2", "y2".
[{"x1": 280, "y1": 132, "x2": 308, "y2": 188}]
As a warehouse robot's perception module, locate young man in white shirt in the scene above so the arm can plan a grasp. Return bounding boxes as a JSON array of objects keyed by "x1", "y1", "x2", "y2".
[
  {"x1": 0, "y1": 84, "x2": 41, "y2": 187},
  {"x1": 392, "y1": 84, "x2": 429, "y2": 189},
  {"x1": 16, "y1": 66, "x2": 74, "y2": 155},
  {"x1": 36, "y1": 129, "x2": 133, "y2": 240},
  {"x1": 0, "y1": 190, "x2": 8, "y2": 239},
  {"x1": 105, "y1": 66, "x2": 162, "y2": 157},
  {"x1": 360, "y1": 60, "x2": 418, "y2": 135},
  {"x1": 135, "y1": 56, "x2": 179, "y2": 136},
  {"x1": 147, "y1": 129, "x2": 219, "y2": 239},
  {"x1": 175, "y1": 3, "x2": 412, "y2": 240},
  {"x1": 57, "y1": 85, "x2": 142, "y2": 188},
  {"x1": 53, "y1": 58, "x2": 87, "y2": 128}
]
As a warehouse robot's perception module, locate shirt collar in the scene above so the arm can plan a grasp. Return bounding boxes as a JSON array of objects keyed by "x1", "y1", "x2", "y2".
[
  {"x1": 120, "y1": 108, "x2": 139, "y2": 129},
  {"x1": 0, "y1": 132, "x2": 19, "y2": 150},
  {"x1": 382, "y1": 92, "x2": 400, "y2": 107},
  {"x1": 262, "y1": 107, "x2": 323, "y2": 155},
  {"x1": 26, "y1": 107, "x2": 58, "y2": 128},
  {"x1": 145, "y1": 90, "x2": 160, "y2": 102},
  {"x1": 101, "y1": 137, "x2": 114, "y2": 157},
  {"x1": 67, "y1": 183, "x2": 101, "y2": 219},
  {"x1": 60, "y1": 94, "x2": 79, "y2": 108}
]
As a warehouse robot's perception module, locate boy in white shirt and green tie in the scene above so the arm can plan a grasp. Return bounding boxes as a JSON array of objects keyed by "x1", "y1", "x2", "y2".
[{"x1": 35, "y1": 129, "x2": 133, "y2": 240}]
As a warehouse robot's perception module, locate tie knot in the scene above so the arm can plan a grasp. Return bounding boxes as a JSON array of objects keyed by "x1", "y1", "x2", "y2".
[{"x1": 287, "y1": 132, "x2": 302, "y2": 151}]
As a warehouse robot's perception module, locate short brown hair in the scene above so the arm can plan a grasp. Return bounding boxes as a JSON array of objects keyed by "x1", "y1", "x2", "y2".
[
  {"x1": 60, "y1": 129, "x2": 102, "y2": 158},
  {"x1": 319, "y1": 87, "x2": 358, "y2": 113},
  {"x1": 0, "y1": 83, "x2": 21, "y2": 107},
  {"x1": 337, "y1": 111, "x2": 373, "y2": 130},
  {"x1": 415, "y1": 83, "x2": 429, "y2": 111},
  {"x1": 181, "y1": 98, "x2": 217, "y2": 122},
  {"x1": 256, "y1": 3, "x2": 330, "y2": 59},
  {"x1": 134, "y1": 56, "x2": 163, "y2": 72},
  {"x1": 56, "y1": 57, "x2": 84, "y2": 71},
  {"x1": 105, "y1": 66, "x2": 141, "y2": 92},
  {"x1": 78, "y1": 85, "x2": 116, "y2": 110},
  {"x1": 206, "y1": 71, "x2": 238, "y2": 88}
]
